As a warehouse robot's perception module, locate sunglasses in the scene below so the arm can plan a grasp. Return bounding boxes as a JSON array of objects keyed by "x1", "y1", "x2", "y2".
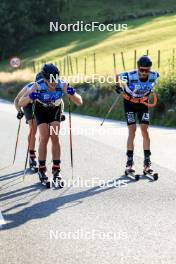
[{"x1": 139, "y1": 68, "x2": 150, "y2": 73}]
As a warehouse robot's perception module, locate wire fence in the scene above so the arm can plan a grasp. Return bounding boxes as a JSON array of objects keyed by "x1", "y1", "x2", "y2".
[{"x1": 23, "y1": 48, "x2": 176, "y2": 78}]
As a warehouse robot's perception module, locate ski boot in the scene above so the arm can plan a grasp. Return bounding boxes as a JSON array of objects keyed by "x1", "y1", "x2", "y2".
[
  {"x1": 143, "y1": 160, "x2": 158, "y2": 181},
  {"x1": 29, "y1": 151, "x2": 38, "y2": 173},
  {"x1": 52, "y1": 166, "x2": 64, "y2": 188},
  {"x1": 38, "y1": 166, "x2": 51, "y2": 188},
  {"x1": 125, "y1": 161, "x2": 140, "y2": 181}
]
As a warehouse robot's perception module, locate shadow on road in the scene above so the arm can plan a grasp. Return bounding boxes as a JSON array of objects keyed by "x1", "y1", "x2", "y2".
[
  {"x1": 0, "y1": 169, "x2": 38, "y2": 191},
  {"x1": 0, "y1": 170, "x2": 24, "y2": 181},
  {"x1": 1, "y1": 173, "x2": 138, "y2": 231},
  {"x1": 0, "y1": 182, "x2": 44, "y2": 202}
]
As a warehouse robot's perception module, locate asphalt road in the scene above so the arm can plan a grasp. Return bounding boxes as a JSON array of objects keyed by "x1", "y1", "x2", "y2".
[{"x1": 0, "y1": 100, "x2": 176, "y2": 264}]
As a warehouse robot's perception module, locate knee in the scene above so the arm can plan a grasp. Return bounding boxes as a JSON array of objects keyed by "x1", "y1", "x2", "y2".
[{"x1": 40, "y1": 135, "x2": 49, "y2": 145}]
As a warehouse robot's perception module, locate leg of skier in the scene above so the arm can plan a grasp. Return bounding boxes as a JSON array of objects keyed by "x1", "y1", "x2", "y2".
[
  {"x1": 50, "y1": 121, "x2": 63, "y2": 187},
  {"x1": 28, "y1": 119, "x2": 38, "y2": 169},
  {"x1": 28, "y1": 120, "x2": 37, "y2": 151},
  {"x1": 140, "y1": 124, "x2": 152, "y2": 173},
  {"x1": 38, "y1": 123, "x2": 50, "y2": 180},
  {"x1": 126, "y1": 124, "x2": 136, "y2": 171},
  {"x1": 23, "y1": 103, "x2": 38, "y2": 171}
]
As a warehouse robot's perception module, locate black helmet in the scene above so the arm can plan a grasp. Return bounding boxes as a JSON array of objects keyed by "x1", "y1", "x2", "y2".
[
  {"x1": 35, "y1": 71, "x2": 43, "y2": 82},
  {"x1": 137, "y1": 55, "x2": 152, "y2": 67},
  {"x1": 41, "y1": 63, "x2": 60, "y2": 80}
]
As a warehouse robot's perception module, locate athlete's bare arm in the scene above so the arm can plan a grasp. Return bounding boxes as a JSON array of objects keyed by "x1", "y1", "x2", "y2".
[
  {"x1": 14, "y1": 87, "x2": 27, "y2": 111},
  {"x1": 18, "y1": 83, "x2": 37, "y2": 108}
]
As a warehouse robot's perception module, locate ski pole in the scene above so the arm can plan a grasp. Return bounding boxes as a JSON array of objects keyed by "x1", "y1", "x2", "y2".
[
  {"x1": 0, "y1": 118, "x2": 22, "y2": 171},
  {"x1": 100, "y1": 94, "x2": 121, "y2": 126},
  {"x1": 23, "y1": 103, "x2": 35, "y2": 180},
  {"x1": 13, "y1": 119, "x2": 22, "y2": 164},
  {"x1": 68, "y1": 98, "x2": 74, "y2": 179}
]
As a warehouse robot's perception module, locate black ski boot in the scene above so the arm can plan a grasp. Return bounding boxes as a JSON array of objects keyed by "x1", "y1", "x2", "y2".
[
  {"x1": 29, "y1": 151, "x2": 38, "y2": 172},
  {"x1": 38, "y1": 166, "x2": 50, "y2": 188},
  {"x1": 125, "y1": 160, "x2": 135, "y2": 173},
  {"x1": 52, "y1": 166, "x2": 64, "y2": 188},
  {"x1": 143, "y1": 160, "x2": 158, "y2": 181},
  {"x1": 143, "y1": 159, "x2": 153, "y2": 174},
  {"x1": 125, "y1": 160, "x2": 139, "y2": 181}
]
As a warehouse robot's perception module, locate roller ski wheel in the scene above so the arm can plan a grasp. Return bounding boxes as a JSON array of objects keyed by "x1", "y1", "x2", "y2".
[
  {"x1": 52, "y1": 168, "x2": 64, "y2": 188},
  {"x1": 143, "y1": 167, "x2": 158, "y2": 181},
  {"x1": 125, "y1": 168, "x2": 140, "y2": 181},
  {"x1": 153, "y1": 173, "x2": 158, "y2": 181},
  {"x1": 29, "y1": 158, "x2": 38, "y2": 173},
  {"x1": 38, "y1": 170, "x2": 51, "y2": 188}
]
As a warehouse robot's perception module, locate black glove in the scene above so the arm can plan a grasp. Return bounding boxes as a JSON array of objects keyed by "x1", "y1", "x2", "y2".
[
  {"x1": 60, "y1": 114, "x2": 66, "y2": 122},
  {"x1": 115, "y1": 85, "x2": 123, "y2": 94},
  {"x1": 17, "y1": 110, "x2": 24, "y2": 119}
]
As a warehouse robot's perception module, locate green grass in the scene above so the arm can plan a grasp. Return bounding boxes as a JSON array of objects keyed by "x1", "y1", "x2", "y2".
[
  {"x1": 2, "y1": 76, "x2": 176, "y2": 127},
  {"x1": 0, "y1": 1, "x2": 176, "y2": 126},
  {"x1": 1, "y1": 14, "x2": 176, "y2": 79}
]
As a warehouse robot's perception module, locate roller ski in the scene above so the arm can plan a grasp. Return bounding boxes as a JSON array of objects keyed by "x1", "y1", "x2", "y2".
[
  {"x1": 38, "y1": 167, "x2": 51, "y2": 188},
  {"x1": 52, "y1": 166, "x2": 64, "y2": 188},
  {"x1": 125, "y1": 161, "x2": 140, "y2": 181},
  {"x1": 143, "y1": 161, "x2": 158, "y2": 181},
  {"x1": 29, "y1": 151, "x2": 38, "y2": 173}
]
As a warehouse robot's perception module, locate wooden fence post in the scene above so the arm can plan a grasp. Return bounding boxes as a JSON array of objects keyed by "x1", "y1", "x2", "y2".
[
  {"x1": 69, "y1": 56, "x2": 73, "y2": 75},
  {"x1": 32, "y1": 61, "x2": 36, "y2": 73},
  {"x1": 172, "y1": 48, "x2": 175, "y2": 70},
  {"x1": 93, "y1": 52, "x2": 96, "y2": 74},
  {"x1": 63, "y1": 57, "x2": 66, "y2": 76},
  {"x1": 134, "y1": 50, "x2": 137, "y2": 69},
  {"x1": 67, "y1": 56, "x2": 70, "y2": 76},
  {"x1": 113, "y1": 53, "x2": 116, "y2": 75},
  {"x1": 84, "y1": 57, "x2": 87, "y2": 75},
  {"x1": 75, "y1": 57, "x2": 78, "y2": 74},
  {"x1": 59, "y1": 60, "x2": 62, "y2": 73},
  {"x1": 157, "y1": 50, "x2": 160, "y2": 69},
  {"x1": 121, "y1": 52, "x2": 126, "y2": 71}
]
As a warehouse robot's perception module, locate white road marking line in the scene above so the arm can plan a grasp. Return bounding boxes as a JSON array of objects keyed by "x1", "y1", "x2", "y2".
[{"x1": 0, "y1": 210, "x2": 6, "y2": 227}]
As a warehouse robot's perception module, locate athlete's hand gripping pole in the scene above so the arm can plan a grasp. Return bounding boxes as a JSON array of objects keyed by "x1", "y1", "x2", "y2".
[{"x1": 141, "y1": 92, "x2": 158, "y2": 108}]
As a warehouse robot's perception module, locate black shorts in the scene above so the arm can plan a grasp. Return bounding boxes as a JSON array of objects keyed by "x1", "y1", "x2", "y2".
[
  {"x1": 23, "y1": 103, "x2": 34, "y2": 122},
  {"x1": 124, "y1": 99, "x2": 149, "y2": 126},
  {"x1": 34, "y1": 102, "x2": 62, "y2": 126}
]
